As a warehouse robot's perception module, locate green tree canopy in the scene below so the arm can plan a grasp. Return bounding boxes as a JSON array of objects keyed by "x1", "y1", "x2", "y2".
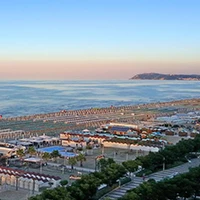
[
  {"x1": 76, "y1": 153, "x2": 86, "y2": 167},
  {"x1": 60, "y1": 180, "x2": 68, "y2": 187},
  {"x1": 51, "y1": 150, "x2": 61, "y2": 159},
  {"x1": 16, "y1": 148, "x2": 25, "y2": 159},
  {"x1": 42, "y1": 152, "x2": 51, "y2": 162},
  {"x1": 68, "y1": 157, "x2": 77, "y2": 170},
  {"x1": 27, "y1": 146, "x2": 36, "y2": 156}
]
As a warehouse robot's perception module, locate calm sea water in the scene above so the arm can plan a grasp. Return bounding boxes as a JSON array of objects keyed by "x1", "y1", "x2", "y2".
[{"x1": 0, "y1": 80, "x2": 199, "y2": 117}]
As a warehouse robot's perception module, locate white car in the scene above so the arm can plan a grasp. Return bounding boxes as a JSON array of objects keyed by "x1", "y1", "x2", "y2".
[{"x1": 69, "y1": 175, "x2": 81, "y2": 180}]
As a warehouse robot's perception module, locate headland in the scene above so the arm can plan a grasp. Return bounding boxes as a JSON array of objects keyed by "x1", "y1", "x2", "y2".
[{"x1": 130, "y1": 73, "x2": 200, "y2": 80}]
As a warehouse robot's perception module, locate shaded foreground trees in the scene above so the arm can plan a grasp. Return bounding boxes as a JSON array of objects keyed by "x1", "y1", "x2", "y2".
[
  {"x1": 122, "y1": 135, "x2": 200, "y2": 175},
  {"x1": 29, "y1": 186, "x2": 74, "y2": 200},
  {"x1": 119, "y1": 166, "x2": 200, "y2": 200},
  {"x1": 29, "y1": 135, "x2": 200, "y2": 200},
  {"x1": 29, "y1": 158, "x2": 126, "y2": 200}
]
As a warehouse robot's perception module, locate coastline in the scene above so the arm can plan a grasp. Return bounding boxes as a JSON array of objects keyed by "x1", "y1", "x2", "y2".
[
  {"x1": 0, "y1": 97, "x2": 199, "y2": 137},
  {"x1": 1, "y1": 97, "x2": 200, "y2": 120}
]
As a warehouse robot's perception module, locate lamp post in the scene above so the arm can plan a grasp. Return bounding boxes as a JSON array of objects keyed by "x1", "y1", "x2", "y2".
[
  {"x1": 16, "y1": 175, "x2": 20, "y2": 190},
  {"x1": 185, "y1": 155, "x2": 191, "y2": 163},
  {"x1": 39, "y1": 161, "x2": 42, "y2": 173},
  {"x1": 117, "y1": 179, "x2": 121, "y2": 188},
  {"x1": 95, "y1": 158, "x2": 100, "y2": 172},
  {"x1": 0, "y1": 176, "x2": 2, "y2": 189},
  {"x1": 32, "y1": 178, "x2": 36, "y2": 194},
  {"x1": 95, "y1": 158, "x2": 97, "y2": 171},
  {"x1": 163, "y1": 156, "x2": 165, "y2": 171}
]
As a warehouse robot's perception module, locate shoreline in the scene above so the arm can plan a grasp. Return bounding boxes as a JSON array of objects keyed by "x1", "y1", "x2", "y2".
[{"x1": 1, "y1": 97, "x2": 200, "y2": 121}]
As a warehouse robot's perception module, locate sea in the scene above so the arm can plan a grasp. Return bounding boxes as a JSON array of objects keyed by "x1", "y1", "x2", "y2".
[{"x1": 0, "y1": 80, "x2": 200, "y2": 117}]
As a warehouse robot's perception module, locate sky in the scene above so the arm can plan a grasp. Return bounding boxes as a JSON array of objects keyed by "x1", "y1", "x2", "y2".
[{"x1": 0, "y1": 0, "x2": 199, "y2": 80}]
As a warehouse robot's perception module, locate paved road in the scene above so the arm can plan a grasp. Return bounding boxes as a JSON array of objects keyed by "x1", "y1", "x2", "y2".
[{"x1": 103, "y1": 158, "x2": 200, "y2": 200}]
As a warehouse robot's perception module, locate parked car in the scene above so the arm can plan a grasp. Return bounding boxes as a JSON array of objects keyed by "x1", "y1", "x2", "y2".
[{"x1": 69, "y1": 174, "x2": 81, "y2": 180}]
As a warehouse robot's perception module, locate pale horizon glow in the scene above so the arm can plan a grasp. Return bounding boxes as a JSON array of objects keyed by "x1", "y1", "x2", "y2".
[{"x1": 0, "y1": 0, "x2": 200, "y2": 80}]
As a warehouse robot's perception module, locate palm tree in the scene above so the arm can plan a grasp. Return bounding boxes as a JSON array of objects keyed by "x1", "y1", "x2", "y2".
[
  {"x1": 42, "y1": 152, "x2": 51, "y2": 163},
  {"x1": 16, "y1": 149, "x2": 25, "y2": 160},
  {"x1": 27, "y1": 146, "x2": 36, "y2": 157},
  {"x1": 68, "y1": 157, "x2": 77, "y2": 170},
  {"x1": 51, "y1": 150, "x2": 61, "y2": 162},
  {"x1": 76, "y1": 153, "x2": 86, "y2": 167}
]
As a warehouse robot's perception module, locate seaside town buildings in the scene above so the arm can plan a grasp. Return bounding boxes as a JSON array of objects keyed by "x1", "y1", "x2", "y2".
[{"x1": 0, "y1": 99, "x2": 199, "y2": 197}]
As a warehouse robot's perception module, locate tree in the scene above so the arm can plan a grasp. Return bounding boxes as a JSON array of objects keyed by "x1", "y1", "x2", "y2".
[
  {"x1": 76, "y1": 153, "x2": 86, "y2": 167},
  {"x1": 99, "y1": 158, "x2": 115, "y2": 171},
  {"x1": 119, "y1": 192, "x2": 140, "y2": 200},
  {"x1": 0, "y1": 156, "x2": 7, "y2": 166},
  {"x1": 122, "y1": 160, "x2": 142, "y2": 172},
  {"x1": 185, "y1": 167, "x2": 200, "y2": 199},
  {"x1": 16, "y1": 148, "x2": 25, "y2": 160},
  {"x1": 68, "y1": 173, "x2": 102, "y2": 200},
  {"x1": 27, "y1": 146, "x2": 36, "y2": 157},
  {"x1": 133, "y1": 179, "x2": 162, "y2": 200},
  {"x1": 60, "y1": 180, "x2": 68, "y2": 187},
  {"x1": 51, "y1": 150, "x2": 61, "y2": 162},
  {"x1": 29, "y1": 186, "x2": 74, "y2": 200},
  {"x1": 42, "y1": 152, "x2": 51, "y2": 162},
  {"x1": 102, "y1": 163, "x2": 127, "y2": 186},
  {"x1": 173, "y1": 177, "x2": 194, "y2": 199},
  {"x1": 68, "y1": 157, "x2": 77, "y2": 170}
]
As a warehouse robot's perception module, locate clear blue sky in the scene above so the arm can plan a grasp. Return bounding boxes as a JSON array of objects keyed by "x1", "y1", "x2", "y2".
[{"x1": 0, "y1": 0, "x2": 199, "y2": 79}]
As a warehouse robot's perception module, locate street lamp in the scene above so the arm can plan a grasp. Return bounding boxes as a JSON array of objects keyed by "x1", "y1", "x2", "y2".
[
  {"x1": 16, "y1": 175, "x2": 20, "y2": 190},
  {"x1": 163, "y1": 156, "x2": 165, "y2": 171},
  {"x1": 185, "y1": 155, "x2": 191, "y2": 163},
  {"x1": 101, "y1": 144, "x2": 104, "y2": 154},
  {"x1": 95, "y1": 158, "x2": 100, "y2": 171},
  {"x1": 32, "y1": 178, "x2": 36, "y2": 194},
  {"x1": 117, "y1": 179, "x2": 121, "y2": 188},
  {"x1": 95, "y1": 158, "x2": 97, "y2": 171}
]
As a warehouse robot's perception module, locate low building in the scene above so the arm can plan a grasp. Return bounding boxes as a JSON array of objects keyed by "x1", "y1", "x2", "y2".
[
  {"x1": 0, "y1": 166, "x2": 61, "y2": 192},
  {"x1": 109, "y1": 126, "x2": 132, "y2": 135}
]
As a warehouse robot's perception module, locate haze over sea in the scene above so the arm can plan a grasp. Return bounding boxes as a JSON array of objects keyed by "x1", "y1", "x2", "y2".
[{"x1": 0, "y1": 80, "x2": 200, "y2": 117}]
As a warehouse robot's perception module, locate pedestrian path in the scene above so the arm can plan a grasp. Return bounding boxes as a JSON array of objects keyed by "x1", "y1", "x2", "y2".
[
  {"x1": 104, "y1": 177, "x2": 143, "y2": 200},
  {"x1": 46, "y1": 162, "x2": 95, "y2": 173},
  {"x1": 103, "y1": 158, "x2": 200, "y2": 199}
]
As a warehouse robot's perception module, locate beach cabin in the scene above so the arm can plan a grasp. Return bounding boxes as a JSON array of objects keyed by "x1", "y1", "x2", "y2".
[
  {"x1": 82, "y1": 129, "x2": 91, "y2": 134},
  {"x1": 109, "y1": 126, "x2": 132, "y2": 135}
]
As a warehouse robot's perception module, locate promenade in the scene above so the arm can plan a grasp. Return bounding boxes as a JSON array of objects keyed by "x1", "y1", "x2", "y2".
[{"x1": 103, "y1": 158, "x2": 200, "y2": 199}]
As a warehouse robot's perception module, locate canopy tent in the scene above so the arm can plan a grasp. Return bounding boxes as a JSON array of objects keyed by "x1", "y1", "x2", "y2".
[{"x1": 23, "y1": 157, "x2": 43, "y2": 163}]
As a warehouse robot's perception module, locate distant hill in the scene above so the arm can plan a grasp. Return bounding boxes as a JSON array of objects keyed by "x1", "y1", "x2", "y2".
[{"x1": 130, "y1": 73, "x2": 200, "y2": 81}]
